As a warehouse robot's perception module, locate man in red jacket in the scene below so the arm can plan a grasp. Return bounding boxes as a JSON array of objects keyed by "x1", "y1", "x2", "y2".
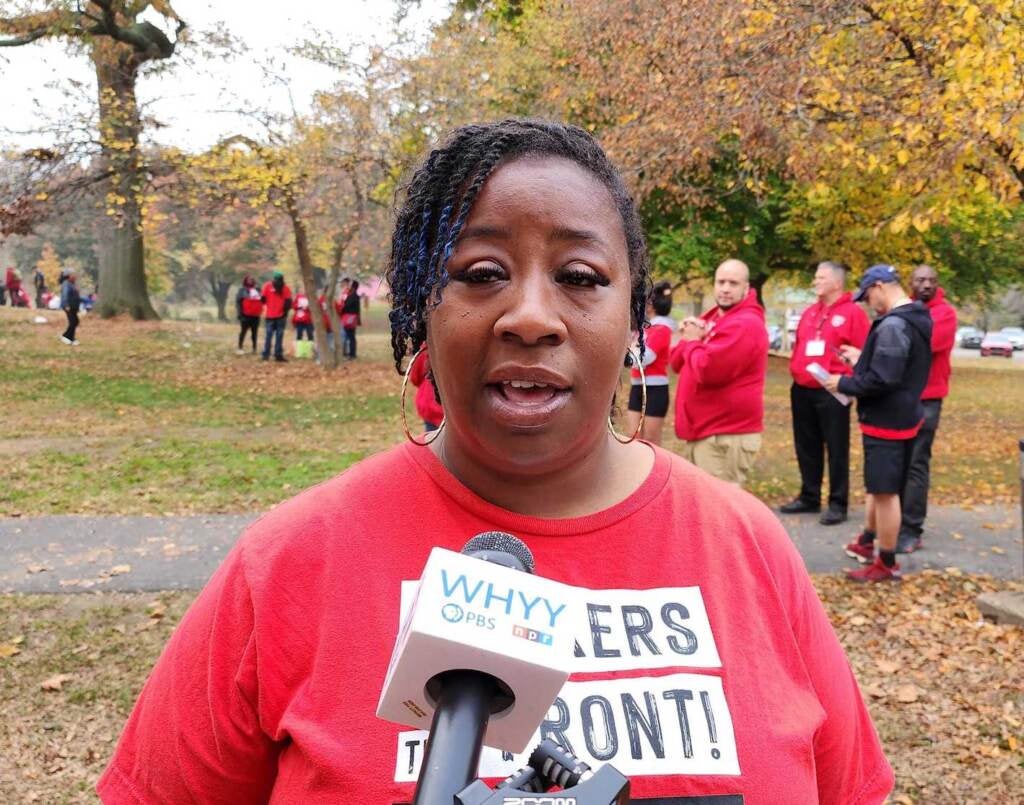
[
  {"x1": 781, "y1": 261, "x2": 869, "y2": 525},
  {"x1": 261, "y1": 272, "x2": 293, "y2": 362},
  {"x1": 898, "y1": 264, "x2": 957, "y2": 553},
  {"x1": 670, "y1": 259, "x2": 768, "y2": 486}
]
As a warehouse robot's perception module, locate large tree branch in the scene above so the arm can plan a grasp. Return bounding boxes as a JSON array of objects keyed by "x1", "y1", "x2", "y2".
[{"x1": 0, "y1": 28, "x2": 49, "y2": 46}]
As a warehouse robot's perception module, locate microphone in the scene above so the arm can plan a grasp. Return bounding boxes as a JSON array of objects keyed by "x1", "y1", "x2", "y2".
[{"x1": 376, "y1": 532, "x2": 577, "y2": 805}]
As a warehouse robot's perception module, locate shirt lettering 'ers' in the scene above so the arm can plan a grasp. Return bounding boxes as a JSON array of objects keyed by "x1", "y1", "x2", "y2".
[{"x1": 98, "y1": 443, "x2": 893, "y2": 804}]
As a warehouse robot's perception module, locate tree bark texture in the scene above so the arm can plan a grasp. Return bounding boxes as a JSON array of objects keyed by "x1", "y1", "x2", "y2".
[
  {"x1": 210, "y1": 276, "x2": 231, "y2": 321},
  {"x1": 93, "y1": 50, "x2": 158, "y2": 320},
  {"x1": 285, "y1": 195, "x2": 331, "y2": 367}
]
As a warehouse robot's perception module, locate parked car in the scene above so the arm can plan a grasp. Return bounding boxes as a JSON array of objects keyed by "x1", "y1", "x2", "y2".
[
  {"x1": 766, "y1": 324, "x2": 783, "y2": 351},
  {"x1": 960, "y1": 327, "x2": 984, "y2": 349},
  {"x1": 999, "y1": 326, "x2": 1024, "y2": 350},
  {"x1": 980, "y1": 333, "x2": 1014, "y2": 357}
]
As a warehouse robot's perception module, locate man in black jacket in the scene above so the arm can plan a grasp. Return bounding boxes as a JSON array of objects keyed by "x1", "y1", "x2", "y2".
[{"x1": 823, "y1": 265, "x2": 932, "y2": 582}]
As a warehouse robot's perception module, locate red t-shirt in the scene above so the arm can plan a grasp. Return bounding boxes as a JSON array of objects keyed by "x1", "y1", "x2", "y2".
[
  {"x1": 240, "y1": 287, "x2": 263, "y2": 318},
  {"x1": 789, "y1": 293, "x2": 870, "y2": 388},
  {"x1": 292, "y1": 293, "x2": 312, "y2": 325},
  {"x1": 98, "y1": 444, "x2": 892, "y2": 804},
  {"x1": 918, "y1": 288, "x2": 957, "y2": 400},
  {"x1": 632, "y1": 316, "x2": 675, "y2": 383},
  {"x1": 670, "y1": 290, "x2": 768, "y2": 441},
  {"x1": 261, "y1": 281, "x2": 292, "y2": 319}
]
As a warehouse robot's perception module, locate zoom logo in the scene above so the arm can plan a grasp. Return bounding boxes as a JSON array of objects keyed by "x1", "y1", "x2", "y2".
[{"x1": 441, "y1": 604, "x2": 464, "y2": 623}]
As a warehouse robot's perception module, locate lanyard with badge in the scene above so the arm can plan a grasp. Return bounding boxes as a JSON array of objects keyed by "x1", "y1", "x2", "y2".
[{"x1": 805, "y1": 304, "x2": 828, "y2": 357}]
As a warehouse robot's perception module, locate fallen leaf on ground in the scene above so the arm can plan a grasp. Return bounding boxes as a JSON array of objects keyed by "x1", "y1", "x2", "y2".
[
  {"x1": 864, "y1": 683, "x2": 886, "y2": 698},
  {"x1": 40, "y1": 674, "x2": 73, "y2": 691},
  {"x1": 876, "y1": 659, "x2": 900, "y2": 674},
  {"x1": 25, "y1": 564, "x2": 49, "y2": 574},
  {"x1": 990, "y1": 547, "x2": 1006, "y2": 555},
  {"x1": 896, "y1": 684, "x2": 921, "y2": 703},
  {"x1": 106, "y1": 564, "x2": 131, "y2": 576},
  {"x1": 0, "y1": 643, "x2": 21, "y2": 658}
]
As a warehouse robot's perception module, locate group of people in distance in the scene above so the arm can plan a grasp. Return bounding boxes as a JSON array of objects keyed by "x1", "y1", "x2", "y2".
[
  {"x1": 235, "y1": 272, "x2": 362, "y2": 362},
  {"x1": 628, "y1": 256, "x2": 954, "y2": 584}
]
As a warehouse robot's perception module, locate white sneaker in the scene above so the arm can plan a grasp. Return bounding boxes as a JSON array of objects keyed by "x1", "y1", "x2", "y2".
[
  {"x1": 72, "y1": 340, "x2": 80, "y2": 346},
  {"x1": 60, "y1": 336, "x2": 72, "y2": 345},
  {"x1": 236, "y1": 348, "x2": 245, "y2": 355}
]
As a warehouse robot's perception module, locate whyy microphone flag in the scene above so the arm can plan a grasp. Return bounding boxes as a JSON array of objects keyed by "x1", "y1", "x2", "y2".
[{"x1": 377, "y1": 546, "x2": 580, "y2": 753}]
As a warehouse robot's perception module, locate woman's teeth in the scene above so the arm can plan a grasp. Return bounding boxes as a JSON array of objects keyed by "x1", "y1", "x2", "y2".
[{"x1": 505, "y1": 380, "x2": 550, "y2": 390}]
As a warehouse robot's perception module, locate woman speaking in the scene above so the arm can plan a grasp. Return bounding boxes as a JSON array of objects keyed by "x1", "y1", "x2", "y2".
[{"x1": 98, "y1": 120, "x2": 892, "y2": 804}]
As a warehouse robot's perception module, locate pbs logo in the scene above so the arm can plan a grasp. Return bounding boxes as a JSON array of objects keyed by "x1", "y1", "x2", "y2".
[{"x1": 441, "y1": 603, "x2": 465, "y2": 623}]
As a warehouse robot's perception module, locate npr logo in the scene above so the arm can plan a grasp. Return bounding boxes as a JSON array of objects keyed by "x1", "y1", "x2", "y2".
[{"x1": 513, "y1": 624, "x2": 553, "y2": 646}]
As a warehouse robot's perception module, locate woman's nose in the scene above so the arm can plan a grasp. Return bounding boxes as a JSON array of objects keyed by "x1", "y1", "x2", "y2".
[{"x1": 493, "y1": 274, "x2": 567, "y2": 347}]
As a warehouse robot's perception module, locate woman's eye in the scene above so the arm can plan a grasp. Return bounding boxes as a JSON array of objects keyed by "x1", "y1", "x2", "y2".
[
  {"x1": 558, "y1": 265, "x2": 609, "y2": 288},
  {"x1": 455, "y1": 263, "x2": 506, "y2": 283}
]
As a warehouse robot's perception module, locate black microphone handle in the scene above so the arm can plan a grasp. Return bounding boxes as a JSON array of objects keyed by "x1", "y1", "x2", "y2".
[{"x1": 412, "y1": 670, "x2": 497, "y2": 805}]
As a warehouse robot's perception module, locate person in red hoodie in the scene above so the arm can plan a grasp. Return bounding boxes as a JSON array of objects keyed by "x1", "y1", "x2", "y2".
[
  {"x1": 260, "y1": 271, "x2": 293, "y2": 362},
  {"x1": 781, "y1": 261, "x2": 869, "y2": 525},
  {"x1": 407, "y1": 345, "x2": 444, "y2": 433},
  {"x1": 898, "y1": 264, "x2": 957, "y2": 553},
  {"x1": 670, "y1": 259, "x2": 768, "y2": 485}
]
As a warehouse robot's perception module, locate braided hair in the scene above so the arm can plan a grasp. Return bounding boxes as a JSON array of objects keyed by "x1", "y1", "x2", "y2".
[{"x1": 387, "y1": 118, "x2": 651, "y2": 372}]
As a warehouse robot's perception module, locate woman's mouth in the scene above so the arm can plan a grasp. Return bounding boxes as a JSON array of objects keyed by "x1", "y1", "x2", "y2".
[{"x1": 485, "y1": 379, "x2": 572, "y2": 428}]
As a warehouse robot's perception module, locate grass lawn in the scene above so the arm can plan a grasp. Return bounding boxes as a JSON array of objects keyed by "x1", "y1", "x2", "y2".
[
  {"x1": 1, "y1": 306, "x2": 1022, "y2": 802},
  {"x1": 1, "y1": 306, "x2": 1021, "y2": 515}
]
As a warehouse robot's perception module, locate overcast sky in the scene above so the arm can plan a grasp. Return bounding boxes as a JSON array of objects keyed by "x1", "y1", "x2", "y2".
[{"x1": 0, "y1": 0, "x2": 449, "y2": 151}]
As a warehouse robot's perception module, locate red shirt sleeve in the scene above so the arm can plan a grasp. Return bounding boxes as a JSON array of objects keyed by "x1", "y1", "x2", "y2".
[
  {"x1": 845, "y1": 304, "x2": 870, "y2": 350},
  {"x1": 97, "y1": 547, "x2": 280, "y2": 803},
  {"x1": 930, "y1": 302, "x2": 957, "y2": 354},
  {"x1": 676, "y1": 316, "x2": 758, "y2": 387},
  {"x1": 669, "y1": 337, "x2": 686, "y2": 372},
  {"x1": 749, "y1": 506, "x2": 894, "y2": 804}
]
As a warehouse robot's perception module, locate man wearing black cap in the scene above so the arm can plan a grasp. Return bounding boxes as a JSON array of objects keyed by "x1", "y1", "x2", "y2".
[{"x1": 823, "y1": 265, "x2": 932, "y2": 582}]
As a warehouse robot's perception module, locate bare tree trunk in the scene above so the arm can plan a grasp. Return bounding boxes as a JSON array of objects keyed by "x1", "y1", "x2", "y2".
[
  {"x1": 323, "y1": 265, "x2": 343, "y2": 369},
  {"x1": 285, "y1": 194, "x2": 329, "y2": 367},
  {"x1": 209, "y1": 275, "x2": 232, "y2": 321},
  {"x1": 93, "y1": 51, "x2": 158, "y2": 320}
]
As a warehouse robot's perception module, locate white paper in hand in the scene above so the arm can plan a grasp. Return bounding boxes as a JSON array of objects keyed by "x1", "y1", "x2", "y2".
[{"x1": 806, "y1": 362, "x2": 851, "y2": 406}]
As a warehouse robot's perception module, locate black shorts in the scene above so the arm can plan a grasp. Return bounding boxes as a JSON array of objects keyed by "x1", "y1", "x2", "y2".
[
  {"x1": 627, "y1": 384, "x2": 669, "y2": 418},
  {"x1": 862, "y1": 434, "x2": 913, "y2": 494}
]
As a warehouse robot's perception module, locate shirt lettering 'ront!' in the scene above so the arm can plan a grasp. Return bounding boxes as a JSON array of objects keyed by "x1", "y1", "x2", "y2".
[{"x1": 394, "y1": 672, "x2": 737, "y2": 782}]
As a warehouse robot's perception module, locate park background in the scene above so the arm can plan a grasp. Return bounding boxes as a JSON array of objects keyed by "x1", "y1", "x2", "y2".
[{"x1": 1, "y1": 1, "x2": 1023, "y2": 802}]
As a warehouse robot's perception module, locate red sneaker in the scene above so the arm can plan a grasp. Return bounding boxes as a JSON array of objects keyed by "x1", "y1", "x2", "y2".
[
  {"x1": 844, "y1": 540, "x2": 875, "y2": 564},
  {"x1": 846, "y1": 557, "x2": 902, "y2": 583}
]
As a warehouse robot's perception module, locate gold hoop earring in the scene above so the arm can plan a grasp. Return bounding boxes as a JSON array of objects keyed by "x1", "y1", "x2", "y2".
[
  {"x1": 608, "y1": 347, "x2": 645, "y2": 444},
  {"x1": 401, "y1": 345, "x2": 445, "y2": 446}
]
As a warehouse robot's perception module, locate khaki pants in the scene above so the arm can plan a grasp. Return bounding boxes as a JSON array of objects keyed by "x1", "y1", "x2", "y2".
[{"x1": 680, "y1": 433, "x2": 762, "y2": 486}]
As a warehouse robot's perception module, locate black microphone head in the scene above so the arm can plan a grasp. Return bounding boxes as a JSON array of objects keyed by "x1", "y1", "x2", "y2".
[{"x1": 461, "y1": 531, "x2": 535, "y2": 574}]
